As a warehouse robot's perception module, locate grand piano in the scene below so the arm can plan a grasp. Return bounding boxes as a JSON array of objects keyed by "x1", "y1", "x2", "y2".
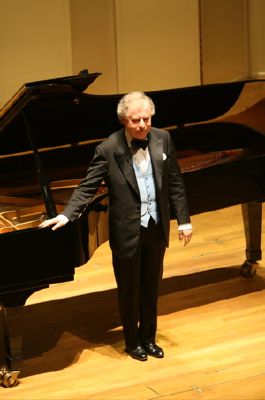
[{"x1": 0, "y1": 70, "x2": 264, "y2": 386}]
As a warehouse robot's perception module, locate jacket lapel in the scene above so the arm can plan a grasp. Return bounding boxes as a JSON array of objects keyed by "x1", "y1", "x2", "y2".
[
  {"x1": 148, "y1": 130, "x2": 163, "y2": 192},
  {"x1": 113, "y1": 128, "x2": 164, "y2": 196},
  {"x1": 114, "y1": 130, "x2": 140, "y2": 197}
]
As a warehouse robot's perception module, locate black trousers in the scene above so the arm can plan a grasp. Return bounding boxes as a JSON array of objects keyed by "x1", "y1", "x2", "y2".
[{"x1": 112, "y1": 218, "x2": 166, "y2": 348}]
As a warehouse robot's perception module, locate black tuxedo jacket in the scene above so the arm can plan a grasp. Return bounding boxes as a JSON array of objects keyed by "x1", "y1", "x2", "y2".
[{"x1": 63, "y1": 127, "x2": 190, "y2": 259}]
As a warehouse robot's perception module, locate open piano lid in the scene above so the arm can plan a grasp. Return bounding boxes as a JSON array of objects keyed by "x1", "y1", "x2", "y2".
[
  {"x1": 2, "y1": 70, "x2": 265, "y2": 157},
  {"x1": 0, "y1": 70, "x2": 107, "y2": 155},
  {"x1": 0, "y1": 73, "x2": 256, "y2": 157}
]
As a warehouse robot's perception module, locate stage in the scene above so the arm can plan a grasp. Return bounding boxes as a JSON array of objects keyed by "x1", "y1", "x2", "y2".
[{"x1": 1, "y1": 204, "x2": 265, "y2": 399}]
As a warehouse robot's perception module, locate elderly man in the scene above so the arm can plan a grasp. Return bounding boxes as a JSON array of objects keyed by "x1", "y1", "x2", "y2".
[{"x1": 40, "y1": 91, "x2": 192, "y2": 361}]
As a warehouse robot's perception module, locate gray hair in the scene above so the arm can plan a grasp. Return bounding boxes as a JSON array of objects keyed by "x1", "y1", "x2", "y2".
[{"x1": 117, "y1": 91, "x2": 155, "y2": 123}]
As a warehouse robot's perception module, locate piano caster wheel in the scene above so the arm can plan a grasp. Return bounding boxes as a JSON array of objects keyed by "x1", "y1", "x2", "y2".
[
  {"x1": 0, "y1": 367, "x2": 20, "y2": 388},
  {"x1": 240, "y1": 260, "x2": 257, "y2": 278}
]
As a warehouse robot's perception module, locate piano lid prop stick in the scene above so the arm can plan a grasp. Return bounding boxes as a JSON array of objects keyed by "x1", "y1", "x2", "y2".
[{"x1": 22, "y1": 112, "x2": 57, "y2": 218}]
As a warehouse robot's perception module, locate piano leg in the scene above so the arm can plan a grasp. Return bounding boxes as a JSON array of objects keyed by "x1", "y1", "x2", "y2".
[
  {"x1": 0, "y1": 304, "x2": 20, "y2": 387},
  {"x1": 241, "y1": 202, "x2": 263, "y2": 277}
]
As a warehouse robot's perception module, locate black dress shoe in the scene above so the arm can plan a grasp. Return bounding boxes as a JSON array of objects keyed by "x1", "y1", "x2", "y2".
[
  {"x1": 142, "y1": 342, "x2": 164, "y2": 358},
  {"x1": 125, "y1": 345, "x2": 148, "y2": 361}
]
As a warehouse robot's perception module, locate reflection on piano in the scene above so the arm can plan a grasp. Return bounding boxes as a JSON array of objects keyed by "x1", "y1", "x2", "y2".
[{"x1": 0, "y1": 70, "x2": 264, "y2": 386}]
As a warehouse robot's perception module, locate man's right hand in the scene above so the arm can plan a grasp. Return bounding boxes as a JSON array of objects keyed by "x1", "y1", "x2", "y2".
[{"x1": 39, "y1": 214, "x2": 69, "y2": 231}]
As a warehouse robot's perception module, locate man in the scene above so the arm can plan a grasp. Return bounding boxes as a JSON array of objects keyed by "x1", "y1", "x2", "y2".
[{"x1": 40, "y1": 92, "x2": 192, "y2": 361}]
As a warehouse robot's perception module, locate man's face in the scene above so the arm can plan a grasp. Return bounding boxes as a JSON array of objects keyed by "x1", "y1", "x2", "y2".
[{"x1": 123, "y1": 100, "x2": 152, "y2": 140}]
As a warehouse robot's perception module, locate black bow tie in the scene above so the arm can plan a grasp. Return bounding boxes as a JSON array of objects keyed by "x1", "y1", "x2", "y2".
[{"x1": 131, "y1": 139, "x2": 149, "y2": 150}]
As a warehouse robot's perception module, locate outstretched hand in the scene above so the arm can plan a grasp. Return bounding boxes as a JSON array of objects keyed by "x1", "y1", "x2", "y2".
[
  {"x1": 39, "y1": 214, "x2": 69, "y2": 231},
  {"x1": 178, "y1": 228, "x2": 192, "y2": 246}
]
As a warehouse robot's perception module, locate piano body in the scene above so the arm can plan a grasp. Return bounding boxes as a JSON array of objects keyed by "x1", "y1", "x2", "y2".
[
  {"x1": 0, "y1": 71, "x2": 111, "y2": 386},
  {"x1": 0, "y1": 71, "x2": 264, "y2": 386},
  {"x1": 149, "y1": 80, "x2": 265, "y2": 272}
]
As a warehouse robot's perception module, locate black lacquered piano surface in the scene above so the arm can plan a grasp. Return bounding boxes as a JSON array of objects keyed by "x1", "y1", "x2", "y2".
[
  {"x1": 149, "y1": 81, "x2": 265, "y2": 214},
  {"x1": 0, "y1": 71, "x2": 265, "y2": 385}
]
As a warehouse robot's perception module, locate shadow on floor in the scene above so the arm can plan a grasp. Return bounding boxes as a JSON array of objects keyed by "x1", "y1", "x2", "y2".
[{"x1": 20, "y1": 264, "x2": 265, "y2": 377}]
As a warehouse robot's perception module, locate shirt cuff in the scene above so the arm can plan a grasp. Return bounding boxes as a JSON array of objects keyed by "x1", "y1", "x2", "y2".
[
  {"x1": 59, "y1": 214, "x2": 70, "y2": 223},
  {"x1": 178, "y1": 223, "x2": 192, "y2": 231}
]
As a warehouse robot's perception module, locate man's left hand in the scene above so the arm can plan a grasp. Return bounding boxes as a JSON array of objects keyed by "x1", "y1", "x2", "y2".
[{"x1": 178, "y1": 229, "x2": 192, "y2": 246}]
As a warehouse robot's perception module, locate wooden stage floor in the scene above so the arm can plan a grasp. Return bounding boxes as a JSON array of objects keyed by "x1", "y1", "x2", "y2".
[{"x1": 1, "y1": 204, "x2": 265, "y2": 399}]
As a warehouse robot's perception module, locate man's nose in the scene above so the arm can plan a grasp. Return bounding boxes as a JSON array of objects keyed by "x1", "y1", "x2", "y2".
[{"x1": 139, "y1": 119, "x2": 145, "y2": 129}]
